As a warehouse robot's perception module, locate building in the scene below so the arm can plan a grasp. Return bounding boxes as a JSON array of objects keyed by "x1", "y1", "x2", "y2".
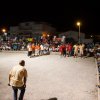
[
  {"x1": 9, "y1": 21, "x2": 56, "y2": 39},
  {"x1": 59, "y1": 31, "x2": 93, "y2": 43}
]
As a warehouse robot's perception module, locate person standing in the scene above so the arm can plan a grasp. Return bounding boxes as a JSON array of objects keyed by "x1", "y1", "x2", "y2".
[
  {"x1": 73, "y1": 44, "x2": 79, "y2": 58},
  {"x1": 32, "y1": 43, "x2": 36, "y2": 56},
  {"x1": 8, "y1": 60, "x2": 28, "y2": 100},
  {"x1": 27, "y1": 42, "x2": 32, "y2": 58},
  {"x1": 79, "y1": 43, "x2": 85, "y2": 58}
]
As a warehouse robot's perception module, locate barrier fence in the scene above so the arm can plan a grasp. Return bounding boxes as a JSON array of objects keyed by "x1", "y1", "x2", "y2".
[{"x1": 95, "y1": 57, "x2": 100, "y2": 100}]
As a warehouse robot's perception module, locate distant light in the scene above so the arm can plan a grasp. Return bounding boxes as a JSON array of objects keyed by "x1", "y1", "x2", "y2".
[
  {"x1": 47, "y1": 34, "x2": 49, "y2": 37},
  {"x1": 91, "y1": 35, "x2": 93, "y2": 37}
]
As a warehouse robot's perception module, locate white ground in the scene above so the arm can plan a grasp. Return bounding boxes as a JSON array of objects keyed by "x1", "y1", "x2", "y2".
[{"x1": 0, "y1": 51, "x2": 98, "y2": 100}]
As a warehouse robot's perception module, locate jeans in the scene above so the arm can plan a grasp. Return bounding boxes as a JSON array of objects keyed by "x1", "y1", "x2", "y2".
[{"x1": 12, "y1": 85, "x2": 25, "y2": 100}]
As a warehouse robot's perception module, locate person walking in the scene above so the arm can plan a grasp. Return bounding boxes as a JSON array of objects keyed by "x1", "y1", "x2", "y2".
[{"x1": 8, "y1": 60, "x2": 28, "y2": 100}]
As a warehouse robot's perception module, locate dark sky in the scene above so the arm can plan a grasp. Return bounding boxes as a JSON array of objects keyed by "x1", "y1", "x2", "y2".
[{"x1": 0, "y1": 1, "x2": 100, "y2": 35}]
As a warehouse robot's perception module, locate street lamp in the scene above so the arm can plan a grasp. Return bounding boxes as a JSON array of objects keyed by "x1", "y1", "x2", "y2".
[
  {"x1": 2, "y1": 28, "x2": 7, "y2": 41},
  {"x1": 2, "y1": 28, "x2": 7, "y2": 36},
  {"x1": 2, "y1": 29, "x2": 6, "y2": 33},
  {"x1": 77, "y1": 22, "x2": 81, "y2": 43}
]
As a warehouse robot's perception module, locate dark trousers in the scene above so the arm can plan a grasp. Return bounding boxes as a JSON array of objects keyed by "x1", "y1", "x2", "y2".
[
  {"x1": 12, "y1": 86, "x2": 25, "y2": 100},
  {"x1": 28, "y1": 51, "x2": 32, "y2": 56}
]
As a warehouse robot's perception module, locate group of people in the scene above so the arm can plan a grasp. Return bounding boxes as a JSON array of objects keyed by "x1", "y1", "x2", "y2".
[
  {"x1": 59, "y1": 43, "x2": 85, "y2": 58},
  {"x1": 26, "y1": 42, "x2": 97, "y2": 59},
  {"x1": 27, "y1": 42, "x2": 50, "y2": 58}
]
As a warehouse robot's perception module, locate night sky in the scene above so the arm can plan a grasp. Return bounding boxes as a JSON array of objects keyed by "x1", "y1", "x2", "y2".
[{"x1": 0, "y1": 1, "x2": 100, "y2": 35}]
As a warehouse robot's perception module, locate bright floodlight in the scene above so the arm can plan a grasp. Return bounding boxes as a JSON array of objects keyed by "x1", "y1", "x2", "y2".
[{"x1": 77, "y1": 22, "x2": 80, "y2": 26}]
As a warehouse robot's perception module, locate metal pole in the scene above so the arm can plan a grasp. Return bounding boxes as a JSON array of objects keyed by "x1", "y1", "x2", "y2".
[{"x1": 79, "y1": 25, "x2": 80, "y2": 43}]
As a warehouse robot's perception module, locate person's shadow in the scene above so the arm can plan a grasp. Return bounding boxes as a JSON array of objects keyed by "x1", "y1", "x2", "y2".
[
  {"x1": 41, "y1": 97, "x2": 57, "y2": 100},
  {"x1": 48, "y1": 98, "x2": 57, "y2": 100}
]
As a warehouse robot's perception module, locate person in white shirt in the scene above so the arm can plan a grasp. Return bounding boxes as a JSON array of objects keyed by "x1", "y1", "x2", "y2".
[{"x1": 8, "y1": 60, "x2": 28, "y2": 100}]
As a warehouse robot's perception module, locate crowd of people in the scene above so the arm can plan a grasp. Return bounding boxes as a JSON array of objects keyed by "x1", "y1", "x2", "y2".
[
  {"x1": 26, "y1": 41, "x2": 100, "y2": 59},
  {"x1": 0, "y1": 34, "x2": 27, "y2": 51},
  {"x1": 58, "y1": 43, "x2": 98, "y2": 58},
  {"x1": 0, "y1": 33, "x2": 99, "y2": 59}
]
